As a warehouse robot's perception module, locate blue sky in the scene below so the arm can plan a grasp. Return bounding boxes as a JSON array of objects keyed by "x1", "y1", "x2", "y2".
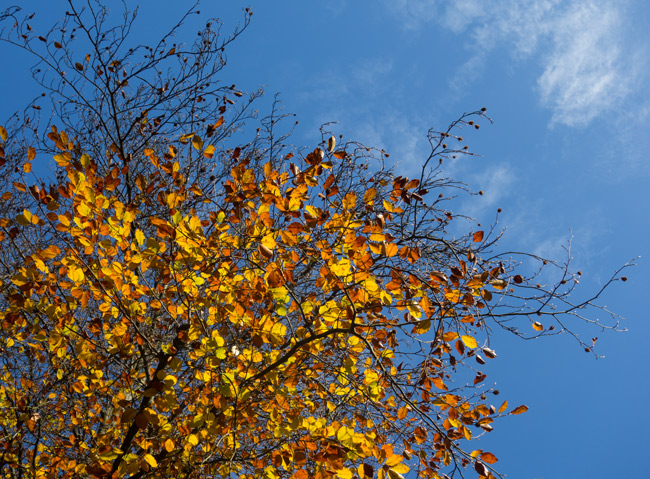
[{"x1": 2, "y1": 1, "x2": 649, "y2": 478}]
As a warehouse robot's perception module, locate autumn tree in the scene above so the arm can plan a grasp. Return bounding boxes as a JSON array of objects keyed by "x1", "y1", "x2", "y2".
[{"x1": 0, "y1": 3, "x2": 629, "y2": 479}]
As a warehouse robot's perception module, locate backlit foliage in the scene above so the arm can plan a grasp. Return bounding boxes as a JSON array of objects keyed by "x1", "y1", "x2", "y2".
[{"x1": 0, "y1": 3, "x2": 627, "y2": 479}]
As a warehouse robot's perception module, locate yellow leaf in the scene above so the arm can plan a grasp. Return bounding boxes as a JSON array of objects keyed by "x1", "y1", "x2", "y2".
[
  {"x1": 192, "y1": 135, "x2": 203, "y2": 150},
  {"x1": 364, "y1": 187, "x2": 377, "y2": 205},
  {"x1": 135, "y1": 229, "x2": 145, "y2": 246},
  {"x1": 342, "y1": 192, "x2": 356, "y2": 210},
  {"x1": 54, "y1": 153, "x2": 71, "y2": 167},
  {"x1": 461, "y1": 335, "x2": 477, "y2": 349},
  {"x1": 204, "y1": 144, "x2": 215, "y2": 158},
  {"x1": 336, "y1": 468, "x2": 353, "y2": 479},
  {"x1": 187, "y1": 434, "x2": 198, "y2": 446},
  {"x1": 390, "y1": 464, "x2": 410, "y2": 475},
  {"x1": 330, "y1": 257, "x2": 351, "y2": 276},
  {"x1": 532, "y1": 321, "x2": 543, "y2": 331},
  {"x1": 385, "y1": 453, "x2": 403, "y2": 467},
  {"x1": 143, "y1": 454, "x2": 157, "y2": 468},
  {"x1": 406, "y1": 300, "x2": 422, "y2": 319},
  {"x1": 23, "y1": 162, "x2": 32, "y2": 173},
  {"x1": 498, "y1": 400, "x2": 508, "y2": 414},
  {"x1": 0, "y1": 126, "x2": 7, "y2": 142}
]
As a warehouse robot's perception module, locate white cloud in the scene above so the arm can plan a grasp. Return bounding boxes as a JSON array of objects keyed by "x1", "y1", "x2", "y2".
[
  {"x1": 537, "y1": 3, "x2": 634, "y2": 126},
  {"x1": 385, "y1": 0, "x2": 643, "y2": 127}
]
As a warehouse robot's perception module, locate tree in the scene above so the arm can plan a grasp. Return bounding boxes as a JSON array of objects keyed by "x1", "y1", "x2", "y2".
[{"x1": 0, "y1": 3, "x2": 629, "y2": 479}]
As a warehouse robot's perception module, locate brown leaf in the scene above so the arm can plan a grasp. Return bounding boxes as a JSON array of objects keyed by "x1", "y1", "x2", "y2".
[
  {"x1": 474, "y1": 461, "x2": 489, "y2": 476},
  {"x1": 259, "y1": 244, "x2": 273, "y2": 259},
  {"x1": 473, "y1": 230, "x2": 484, "y2": 242},
  {"x1": 482, "y1": 347, "x2": 497, "y2": 359},
  {"x1": 511, "y1": 405, "x2": 529, "y2": 415}
]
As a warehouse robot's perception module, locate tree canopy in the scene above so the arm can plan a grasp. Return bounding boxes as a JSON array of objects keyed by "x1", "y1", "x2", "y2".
[{"x1": 0, "y1": 3, "x2": 629, "y2": 479}]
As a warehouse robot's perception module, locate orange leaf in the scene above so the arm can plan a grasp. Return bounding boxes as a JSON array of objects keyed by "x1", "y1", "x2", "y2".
[
  {"x1": 164, "y1": 438, "x2": 175, "y2": 452},
  {"x1": 473, "y1": 230, "x2": 484, "y2": 242},
  {"x1": 511, "y1": 405, "x2": 529, "y2": 415},
  {"x1": 480, "y1": 452, "x2": 498, "y2": 464}
]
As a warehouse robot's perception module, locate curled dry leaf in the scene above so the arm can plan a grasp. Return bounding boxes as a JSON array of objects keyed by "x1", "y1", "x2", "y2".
[{"x1": 328, "y1": 135, "x2": 336, "y2": 152}]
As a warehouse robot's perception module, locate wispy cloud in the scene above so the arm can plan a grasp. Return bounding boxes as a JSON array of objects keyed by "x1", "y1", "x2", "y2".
[
  {"x1": 385, "y1": 0, "x2": 645, "y2": 127},
  {"x1": 537, "y1": 2, "x2": 637, "y2": 126}
]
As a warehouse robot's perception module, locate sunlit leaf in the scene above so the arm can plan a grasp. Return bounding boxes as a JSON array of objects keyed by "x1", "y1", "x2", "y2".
[{"x1": 461, "y1": 335, "x2": 477, "y2": 349}]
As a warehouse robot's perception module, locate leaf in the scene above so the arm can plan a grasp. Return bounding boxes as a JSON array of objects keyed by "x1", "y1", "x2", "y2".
[
  {"x1": 336, "y1": 468, "x2": 353, "y2": 479},
  {"x1": 333, "y1": 150, "x2": 347, "y2": 159},
  {"x1": 0, "y1": 126, "x2": 7, "y2": 142},
  {"x1": 187, "y1": 434, "x2": 199, "y2": 446},
  {"x1": 406, "y1": 300, "x2": 422, "y2": 319},
  {"x1": 511, "y1": 405, "x2": 529, "y2": 415},
  {"x1": 204, "y1": 144, "x2": 215, "y2": 158},
  {"x1": 143, "y1": 454, "x2": 158, "y2": 468},
  {"x1": 164, "y1": 439, "x2": 175, "y2": 452},
  {"x1": 498, "y1": 400, "x2": 508, "y2": 414},
  {"x1": 54, "y1": 153, "x2": 70, "y2": 167},
  {"x1": 358, "y1": 464, "x2": 374, "y2": 479},
  {"x1": 474, "y1": 462, "x2": 489, "y2": 477},
  {"x1": 473, "y1": 230, "x2": 484, "y2": 242},
  {"x1": 532, "y1": 321, "x2": 543, "y2": 331},
  {"x1": 461, "y1": 335, "x2": 477, "y2": 349},
  {"x1": 54, "y1": 41, "x2": 63, "y2": 49},
  {"x1": 441, "y1": 331, "x2": 458, "y2": 342},
  {"x1": 328, "y1": 135, "x2": 336, "y2": 152},
  {"x1": 192, "y1": 135, "x2": 203, "y2": 150},
  {"x1": 27, "y1": 147, "x2": 35, "y2": 160},
  {"x1": 480, "y1": 452, "x2": 498, "y2": 464},
  {"x1": 259, "y1": 244, "x2": 273, "y2": 259}
]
